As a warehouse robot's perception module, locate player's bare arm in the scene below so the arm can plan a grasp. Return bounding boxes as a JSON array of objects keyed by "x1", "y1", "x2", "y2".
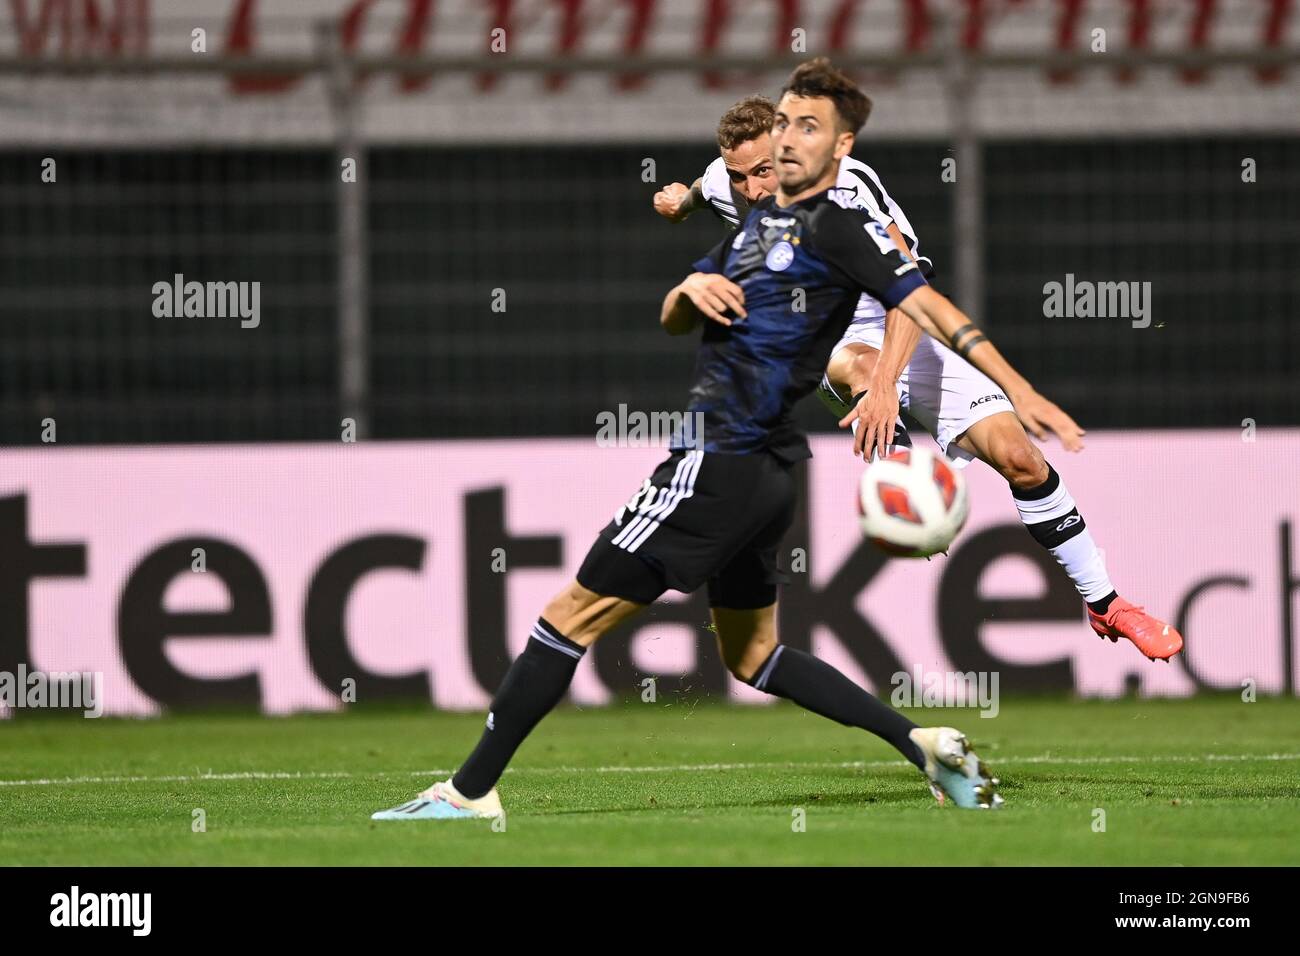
[
  {"x1": 834, "y1": 309, "x2": 916, "y2": 460},
  {"x1": 894, "y1": 285, "x2": 1086, "y2": 451},
  {"x1": 653, "y1": 177, "x2": 705, "y2": 222},
  {"x1": 660, "y1": 271, "x2": 746, "y2": 334},
  {"x1": 836, "y1": 221, "x2": 924, "y2": 458}
]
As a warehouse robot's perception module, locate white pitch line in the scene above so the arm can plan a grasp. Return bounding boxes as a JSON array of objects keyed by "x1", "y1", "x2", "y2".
[{"x1": 0, "y1": 752, "x2": 1298, "y2": 788}]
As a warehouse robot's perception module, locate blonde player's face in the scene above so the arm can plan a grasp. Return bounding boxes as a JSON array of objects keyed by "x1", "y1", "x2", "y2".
[
  {"x1": 720, "y1": 133, "x2": 778, "y2": 203},
  {"x1": 771, "y1": 93, "x2": 843, "y2": 194}
]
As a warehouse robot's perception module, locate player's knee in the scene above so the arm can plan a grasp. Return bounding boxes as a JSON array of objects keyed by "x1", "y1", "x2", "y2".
[
  {"x1": 719, "y1": 633, "x2": 777, "y2": 683},
  {"x1": 541, "y1": 581, "x2": 614, "y2": 646},
  {"x1": 997, "y1": 439, "x2": 1049, "y2": 489},
  {"x1": 846, "y1": 349, "x2": 880, "y2": 389},
  {"x1": 542, "y1": 581, "x2": 581, "y2": 617},
  {"x1": 541, "y1": 589, "x2": 581, "y2": 639}
]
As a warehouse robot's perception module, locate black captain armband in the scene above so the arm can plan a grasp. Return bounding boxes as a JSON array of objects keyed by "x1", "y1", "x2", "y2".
[{"x1": 949, "y1": 323, "x2": 988, "y2": 360}]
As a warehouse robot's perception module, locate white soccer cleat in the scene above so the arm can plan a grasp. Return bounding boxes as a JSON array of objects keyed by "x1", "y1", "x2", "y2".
[
  {"x1": 371, "y1": 778, "x2": 504, "y2": 821},
  {"x1": 909, "y1": 727, "x2": 1004, "y2": 810}
]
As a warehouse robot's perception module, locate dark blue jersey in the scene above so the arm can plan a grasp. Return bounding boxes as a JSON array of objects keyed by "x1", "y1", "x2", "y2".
[{"x1": 671, "y1": 187, "x2": 927, "y2": 462}]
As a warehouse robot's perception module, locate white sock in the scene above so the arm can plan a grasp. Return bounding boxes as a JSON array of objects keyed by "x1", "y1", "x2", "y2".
[{"x1": 1011, "y1": 465, "x2": 1115, "y2": 605}]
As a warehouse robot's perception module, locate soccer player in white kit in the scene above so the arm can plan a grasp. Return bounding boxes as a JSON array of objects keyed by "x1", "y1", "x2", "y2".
[{"x1": 653, "y1": 89, "x2": 1183, "y2": 662}]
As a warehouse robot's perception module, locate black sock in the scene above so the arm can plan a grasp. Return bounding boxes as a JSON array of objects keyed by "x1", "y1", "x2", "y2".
[
  {"x1": 452, "y1": 618, "x2": 585, "y2": 799},
  {"x1": 1087, "y1": 591, "x2": 1119, "y2": 615},
  {"x1": 750, "y1": 645, "x2": 924, "y2": 769}
]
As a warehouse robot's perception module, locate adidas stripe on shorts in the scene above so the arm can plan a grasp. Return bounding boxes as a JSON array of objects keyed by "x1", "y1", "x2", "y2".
[{"x1": 576, "y1": 449, "x2": 796, "y2": 609}]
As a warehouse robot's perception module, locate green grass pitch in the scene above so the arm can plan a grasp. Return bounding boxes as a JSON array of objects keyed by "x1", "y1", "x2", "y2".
[{"x1": 2, "y1": 695, "x2": 1298, "y2": 866}]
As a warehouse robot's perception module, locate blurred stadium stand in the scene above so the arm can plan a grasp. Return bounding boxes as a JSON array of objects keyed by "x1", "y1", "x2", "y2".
[
  {"x1": 2, "y1": 137, "x2": 1295, "y2": 445},
  {"x1": 0, "y1": 0, "x2": 1296, "y2": 445}
]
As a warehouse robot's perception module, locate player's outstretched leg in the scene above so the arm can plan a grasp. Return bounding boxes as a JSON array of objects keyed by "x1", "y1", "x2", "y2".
[
  {"x1": 957, "y1": 412, "x2": 1183, "y2": 662},
  {"x1": 711, "y1": 605, "x2": 1002, "y2": 808},
  {"x1": 371, "y1": 582, "x2": 643, "y2": 820}
]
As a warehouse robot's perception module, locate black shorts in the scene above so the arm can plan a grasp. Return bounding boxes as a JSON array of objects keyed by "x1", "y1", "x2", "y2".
[{"x1": 576, "y1": 449, "x2": 797, "y2": 609}]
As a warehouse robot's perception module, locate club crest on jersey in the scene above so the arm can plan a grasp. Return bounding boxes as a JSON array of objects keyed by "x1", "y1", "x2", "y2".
[{"x1": 765, "y1": 240, "x2": 795, "y2": 272}]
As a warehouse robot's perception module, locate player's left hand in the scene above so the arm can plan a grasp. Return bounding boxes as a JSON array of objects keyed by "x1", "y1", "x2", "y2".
[
  {"x1": 838, "y1": 384, "x2": 899, "y2": 460},
  {"x1": 1014, "y1": 390, "x2": 1086, "y2": 452}
]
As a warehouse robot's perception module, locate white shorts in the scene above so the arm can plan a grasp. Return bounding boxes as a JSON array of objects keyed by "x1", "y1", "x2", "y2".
[{"x1": 817, "y1": 321, "x2": 1016, "y2": 469}]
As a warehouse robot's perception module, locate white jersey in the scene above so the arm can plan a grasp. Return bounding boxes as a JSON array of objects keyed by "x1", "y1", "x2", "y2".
[{"x1": 700, "y1": 154, "x2": 931, "y2": 325}]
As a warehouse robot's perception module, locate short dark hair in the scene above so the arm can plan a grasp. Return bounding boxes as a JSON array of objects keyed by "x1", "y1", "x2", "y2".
[
  {"x1": 780, "y1": 57, "x2": 872, "y2": 134},
  {"x1": 716, "y1": 95, "x2": 776, "y2": 150}
]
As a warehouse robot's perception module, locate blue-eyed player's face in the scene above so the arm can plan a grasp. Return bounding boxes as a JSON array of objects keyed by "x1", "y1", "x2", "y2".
[{"x1": 771, "y1": 93, "x2": 852, "y2": 200}]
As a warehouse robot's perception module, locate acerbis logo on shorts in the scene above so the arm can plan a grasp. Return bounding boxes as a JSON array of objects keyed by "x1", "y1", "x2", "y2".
[{"x1": 969, "y1": 393, "x2": 1007, "y2": 409}]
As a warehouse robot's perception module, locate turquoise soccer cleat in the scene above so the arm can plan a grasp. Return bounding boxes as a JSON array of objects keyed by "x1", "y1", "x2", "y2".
[
  {"x1": 371, "y1": 779, "x2": 504, "y2": 821},
  {"x1": 909, "y1": 727, "x2": 1004, "y2": 809}
]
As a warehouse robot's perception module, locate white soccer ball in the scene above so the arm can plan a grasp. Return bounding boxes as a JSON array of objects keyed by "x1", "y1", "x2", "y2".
[{"x1": 857, "y1": 447, "x2": 969, "y2": 557}]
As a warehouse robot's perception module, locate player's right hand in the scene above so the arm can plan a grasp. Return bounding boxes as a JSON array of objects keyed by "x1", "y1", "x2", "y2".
[
  {"x1": 841, "y1": 384, "x2": 900, "y2": 461},
  {"x1": 679, "y1": 273, "x2": 746, "y2": 326},
  {"x1": 1014, "y1": 390, "x2": 1086, "y2": 452},
  {"x1": 653, "y1": 182, "x2": 693, "y2": 222}
]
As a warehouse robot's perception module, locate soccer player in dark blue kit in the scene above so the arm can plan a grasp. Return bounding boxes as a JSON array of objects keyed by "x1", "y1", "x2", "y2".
[{"x1": 373, "y1": 59, "x2": 1083, "y2": 819}]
